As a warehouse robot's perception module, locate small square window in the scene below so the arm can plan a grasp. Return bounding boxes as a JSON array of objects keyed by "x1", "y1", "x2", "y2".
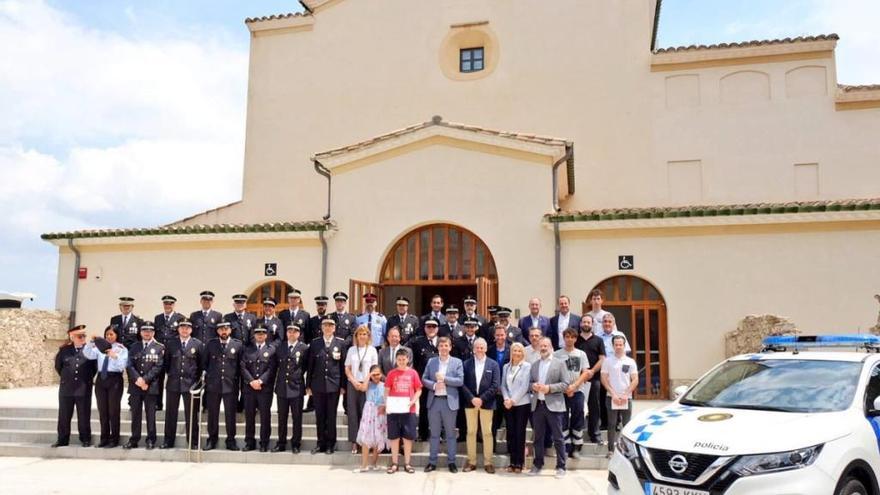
[{"x1": 460, "y1": 47, "x2": 484, "y2": 73}]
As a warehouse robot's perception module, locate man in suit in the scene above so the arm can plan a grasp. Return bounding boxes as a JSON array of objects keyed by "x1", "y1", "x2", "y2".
[
  {"x1": 258, "y1": 297, "x2": 283, "y2": 345},
  {"x1": 410, "y1": 317, "x2": 441, "y2": 442},
  {"x1": 203, "y1": 321, "x2": 243, "y2": 451},
  {"x1": 527, "y1": 337, "x2": 571, "y2": 478},
  {"x1": 331, "y1": 291, "x2": 356, "y2": 343},
  {"x1": 496, "y1": 307, "x2": 525, "y2": 345},
  {"x1": 548, "y1": 295, "x2": 580, "y2": 350},
  {"x1": 420, "y1": 294, "x2": 446, "y2": 333},
  {"x1": 421, "y1": 336, "x2": 464, "y2": 472},
  {"x1": 279, "y1": 289, "x2": 310, "y2": 340},
  {"x1": 518, "y1": 297, "x2": 551, "y2": 337},
  {"x1": 52, "y1": 325, "x2": 96, "y2": 447},
  {"x1": 225, "y1": 294, "x2": 257, "y2": 344},
  {"x1": 461, "y1": 338, "x2": 501, "y2": 474},
  {"x1": 439, "y1": 305, "x2": 462, "y2": 339},
  {"x1": 241, "y1": 324, "x2": 277, "y2": 452},
  {"x1": 379, "y1": 326, "x2": 412, "y2": 376},
  {"x1": 111, "y1": 296, "x2": 143, "y2": 349},
  {"x1": 307, "y1": 316, "x2": 346, "y2": 454},
  {"x1": 461, "y1": 295, "x2": 486, "y2": 328},
  {"x1": 153, "y1": 294, "x2": 184, "y2": 411},
  {"x1": 191, "y1": 291, "x2": 223, "y2": 344},
  {"x1": 387, "y1": 296, "x2": 420, "y2": 346},
  {"x1": 273, "y1": 323, "x2": 309, "y2": 453},
  {"x1": 160, "y1": 318, "x2": 204, "y2": 449},
  {"x1": 124, "y1": 323, "x2": 165, "y2": 450}
]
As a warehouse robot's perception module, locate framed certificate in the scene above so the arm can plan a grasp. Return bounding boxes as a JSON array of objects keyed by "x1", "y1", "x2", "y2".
[
  {"x1": 611, "y1": 398, "x2": 629, "y2": 410},
  {"x1": 386, "y1": 396, "x2": 410, "y2": 414}
]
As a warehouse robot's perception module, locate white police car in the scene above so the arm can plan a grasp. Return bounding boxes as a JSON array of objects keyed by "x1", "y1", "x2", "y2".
[{"x1": 608, "y1": 335, "x2": 880, "y2": 495}]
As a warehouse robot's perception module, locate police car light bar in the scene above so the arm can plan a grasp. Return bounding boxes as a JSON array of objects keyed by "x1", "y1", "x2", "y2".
[{"x1": 762, "y1": 334, "x2": 880, "y2": 350}]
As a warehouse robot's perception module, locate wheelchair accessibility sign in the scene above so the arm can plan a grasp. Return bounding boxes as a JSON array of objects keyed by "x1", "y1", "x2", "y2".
[{"x1": 618, "y1": 255, "x2": 634, "y2": 271}]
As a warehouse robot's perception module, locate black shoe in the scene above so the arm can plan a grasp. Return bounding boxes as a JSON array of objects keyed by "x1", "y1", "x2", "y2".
[
  {"x1": 310, "y1": 447, "x2": 324, "y2": 455},
  {"x1": 105, "y1": 440, "x2": 119, "y2": 449},
  {"x1": 448, "y1": 463, "x2": 458, "y2": 473},
  {"x1": 326, "y1": 447, "x2": 335, "y2": 455},
  {"x1": 303, "y1": 407, "x2": 315, "y2": 413},
  {"x1": 271, "y1": 443, "x2": 286, "y2": 452},
  {"x1": 242, "y1": 444, "x2": 256, "y2": 452},
  {"x1": 259, "y1": 445, "x2": 268, "y2": 453},
  {"x1": 123, "y1": 441, "x2": 138, "y2": 450},
  {"x1": 156, "y1": 405, "x2": 163, "y2": 412},
  {"x1": 291, "y1": 446, "x2": 300, "y2": 454},
  {"x1": 81, "y1": 441, "x2": 92, "y2": 448},
  {"x1": 50, "y1": 441, "x2": 68, "y2": 448},
  {"x1": 226, "y1": 442, "x2": 241, "y2": 451},
  {"x1": 159, "y1": 443, "x2": 174, "y2": 449},
  {"x1": 424, "y1": 464, "x2": 437, "y2": 473},
  {"x1": 203, "y1": 440, "x2": 216, "y2": 451},
  {"x1": 145, "y1": 440, "x2": 156, "y2": 450},
  {"x1": 96, "y1": 441, "x2": 109, "y2": 448}
]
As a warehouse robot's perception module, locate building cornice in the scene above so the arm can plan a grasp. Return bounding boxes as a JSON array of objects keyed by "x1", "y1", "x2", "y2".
[{"x1": 651, "y1": 34, "x2": 837, "y2": 72}]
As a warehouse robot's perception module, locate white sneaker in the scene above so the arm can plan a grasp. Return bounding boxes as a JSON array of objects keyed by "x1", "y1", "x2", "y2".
[
  {"x1": 527, "y1": 466, "x2": 541, "y2": 476},
  {"x1": 555, "y1": 468, "x2": 566, "y2": 479}
]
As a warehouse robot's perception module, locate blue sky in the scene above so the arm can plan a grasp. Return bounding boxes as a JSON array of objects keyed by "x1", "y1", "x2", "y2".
[{"x1": 1, "y1": 0, "x2": 878, "y2": 309}]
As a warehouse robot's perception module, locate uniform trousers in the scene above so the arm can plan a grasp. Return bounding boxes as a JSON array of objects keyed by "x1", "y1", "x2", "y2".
[
  {"x1": 563, "y1": 390, "x2": 586, "y2": 453},
  {"x1": 243, "y1": 391, "x2": 273, "y2": 447},
  {"x1": 504, "y1": 404, "x2": 530, "y2": 468},
  {"x1": 94, "y1": 373, "x2": 122, "y2": 443},
  {"x1": 57, "y1": 392, "x2": 92, "y2": 444},
  {"x1": 129, "y1": 393, "x2": 158, "y2": 443},
  {"x1": 276, "y1": 395, "x2": 304, "y2": 447},
  {"x1": 155, "y1": 371, "x2": 165, "y2": 409},
  {"x1": 427, "y1": 396, "x2": 458, "y2": 465},
  {"x1": 464, "y1": 407, "x2": 494, "y2": 465},
  {"x1": 205, "y1": 391, "x2": 238, "y2": 443},
  {"x1": 585, "y1": 378, "x2": 602, "y2": 442},
  {"x1": 313, "y1": 391, "x2": 340, "y2": 450},
  {"x1": 345, "y1": 382, "x2": 366, "y2": 443},
  {"x1": 531, "y1": 400, "x2": 566, "y2": 470},
  {"x1": 164, "y1": 390, "x2": 199, "y2": 448}
]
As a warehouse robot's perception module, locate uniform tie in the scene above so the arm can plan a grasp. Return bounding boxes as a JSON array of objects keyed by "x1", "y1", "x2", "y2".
[{"x1": 100, "y1": 352, "x2": 109, "y2": 380}]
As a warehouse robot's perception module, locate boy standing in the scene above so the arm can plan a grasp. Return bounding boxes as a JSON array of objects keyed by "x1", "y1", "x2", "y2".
[{"x1": 385, "y1": 348, "x2": 422, "y2": 474}]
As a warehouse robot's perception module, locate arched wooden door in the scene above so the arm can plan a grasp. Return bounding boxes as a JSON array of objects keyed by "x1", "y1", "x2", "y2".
[
  {"x1": 585, "y1": 276, "x2": 668, "y2": 399},
  {"x1": 247, "y1": 281, "x2": 294, "y2": 317}
]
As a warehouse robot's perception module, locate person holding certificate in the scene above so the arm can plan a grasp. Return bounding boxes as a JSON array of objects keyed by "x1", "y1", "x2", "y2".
[
  {"x1": 384, "y1": 348, "x2": 422, "y2": 474},
  {"x1": 600, "y1": 334, "x2": 638, "y2": 457}
]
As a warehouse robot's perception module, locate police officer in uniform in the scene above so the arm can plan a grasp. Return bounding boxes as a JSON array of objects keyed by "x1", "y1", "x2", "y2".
[
  {"x1": 224, "y1": 293, "x2": 257, "y2": 343},
  {"x1": 461, "y1": 295, "x2": 487, "y2": 328},
  {"x1": 480, "y1": 305, "x2": 501, "y2": 341},
  {"x1": 258, "y1": 297, "x2": 283, "y2": 345},
  {"x1": 191, "y1": 290, "x2": 223, "y2": 343},
  {"x1": 124, "y1": 323, "x2": 165, "y2": 450},
  {"x1": 273, "y1": 323, "x2": 309, "y2": 453},
  {"x1": 203, "y1": 321, "x2": 244, "y2": 451},
  {"x1": 279, "y1": 289, "x2": 310, "y2": 338},
  {"x1": 440, "y1": 305, "x2": 462, "y2": 338},
  {"x1": 304, "y1": 295, "x2": 330, "y2": 412},
  {"x1": 111, "y1": 296, "x2": 143, "y2": 349},
  {"x1": 241, "y1": 324, "x2": 277, "y2": 452},
  {"x1": 410, "y1": 317, "x2": 441, "y2": 441},
  {"x1": 52, "y1": 325, "x2": 96, "y2": 447},
  {"x1": 153, "y1": 295, "x2": 184, "y2": 411},
  {"x1": 356, "y1": 292, "x2": 387, "y2": 350},
  {"x1": 387, "y1": 296, "x2": 420, "y2": 346},
  {"x1": 453, "y1": 317, "x2": 481, "y2": 362},
  {"x1": 496, "y1": 307, "x2": 526, "y2": 345},
  {"x1": 307, "y1": 316, "x2": 346, "y2": 454},
  {"x1": 331, "y1": 291, "x2": 356, "y2": 343},
  {"x1": 160, "y1": 318, "x2": 205, "y2": 449}
]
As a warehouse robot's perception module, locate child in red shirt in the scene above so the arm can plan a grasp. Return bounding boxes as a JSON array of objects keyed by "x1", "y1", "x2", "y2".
[{"x1": 384, "y1": 348, "x2": 422, "y2": 474}]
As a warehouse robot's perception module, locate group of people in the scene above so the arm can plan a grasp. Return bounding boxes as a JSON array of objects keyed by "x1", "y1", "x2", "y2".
[{"x1": 54, "y1": 289, "x2": 638, "y2": 477}]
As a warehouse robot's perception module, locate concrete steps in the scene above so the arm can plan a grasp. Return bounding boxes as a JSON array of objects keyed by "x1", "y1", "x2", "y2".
[{"x1": 0, "y1": 406, "x2": 609, "y2": 469}]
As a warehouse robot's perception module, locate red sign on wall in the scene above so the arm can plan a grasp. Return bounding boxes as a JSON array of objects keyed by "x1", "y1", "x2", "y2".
[{"x1": 78, "y1": 267, "x2": 88, "y2": 279}]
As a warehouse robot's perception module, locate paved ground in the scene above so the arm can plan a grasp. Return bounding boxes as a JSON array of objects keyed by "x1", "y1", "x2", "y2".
[{"x1": 0, "y1": 456, "x2": 611, "y2": 494}]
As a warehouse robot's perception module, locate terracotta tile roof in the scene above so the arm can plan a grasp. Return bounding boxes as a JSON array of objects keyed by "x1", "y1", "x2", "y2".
[
  {"x1": 546, "y1": 198, "x2": 880, "y2": 223},
  {"x1": 313, "y1": 115, "x2": 571, "y2": 160},
  {"x1": 838, "y1": 84, "x2": 880, "y2": 93},
  {"x1": 245, "y1": 11, "x2": 309, "y2": 24},
  {"x1": 41, "y1": 221, "x2": 332, "y2": 240},
  {"x1": 653, "y1": 34, "x2": 838, "y2": 54}
]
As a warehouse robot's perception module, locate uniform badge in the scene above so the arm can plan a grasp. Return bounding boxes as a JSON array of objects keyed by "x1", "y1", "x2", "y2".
[
  {"x1": 344, "y1": 319, "x2": 350, "y2": 325},
  {"x1": 190, "y1": 348, "x2": 196, "y2": 354},
  {"x1": 272, "y1": 324, "x2": 277, "y2": 331},
  {"x1": 150, "y1": 348, "x2": 156, "y2": 354},
  {"x1": 173, "y1": 321, "x2": 178, "y2": 327},
  {"x1": 230, "y1": 348, "x2": 236, "y2": 354},
  {"x1": 210, "y1": 318, "x2": 215, "y2": 324},
  {"x1": 509, "y1": 332, "x2": 514, "y2": 339},
  {"x1": 458, "y1": 330, "x2": 463, "y2": 337},
  {"x1": 263, "y1": 351, "x2": 269, "y2": 358},
  {"x1": 297, "y1": 319, "x2": 303, "y2": 325},
  {"x1": 246, "y1": 320, "x2": 252, "y2": 328}
]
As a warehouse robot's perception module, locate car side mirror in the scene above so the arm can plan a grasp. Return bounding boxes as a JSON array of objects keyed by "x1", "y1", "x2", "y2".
[{"x1": 673, "y1": 385, "x2": 689, "y2": 400}]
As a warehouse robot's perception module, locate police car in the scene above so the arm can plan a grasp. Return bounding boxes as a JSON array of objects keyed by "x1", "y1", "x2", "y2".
[{"x1": 608, "y1": 335, "x2": 880, "y2": 495}]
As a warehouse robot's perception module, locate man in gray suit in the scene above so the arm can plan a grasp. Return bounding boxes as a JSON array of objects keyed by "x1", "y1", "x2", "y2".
[
  {"x1": 421, "y1": 336, "x2": 464, "y2": 472},
  {"x1": 527, "y1": 337, "x2": 570, "y2": 479},
  {"x1": 379, "y1": 326, "x2": 413, "y2": 376}
]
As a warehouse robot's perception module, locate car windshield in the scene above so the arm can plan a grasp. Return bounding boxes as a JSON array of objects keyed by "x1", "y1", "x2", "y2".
[{"x1": 680, "y1": 358, "x2": 862, "y2": 413}]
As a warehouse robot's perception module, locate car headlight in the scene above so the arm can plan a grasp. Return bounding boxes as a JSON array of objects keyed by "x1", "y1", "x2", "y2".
[
  {"x1": 617, "y1": 435, "x2": 639, "y2": 460},
  {"x1": 730, "y1": 444, "x2": 823, "y2": 476}
]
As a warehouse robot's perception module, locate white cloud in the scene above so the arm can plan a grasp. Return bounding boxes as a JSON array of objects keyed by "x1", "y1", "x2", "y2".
[{"x1": 803, "y1": 0, "x2": 880, "y2": 85}]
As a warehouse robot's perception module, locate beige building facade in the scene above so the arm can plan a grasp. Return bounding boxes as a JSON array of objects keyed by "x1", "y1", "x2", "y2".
[{"x1": 43, "y1": 0, "x2": 880, "y2": 398}]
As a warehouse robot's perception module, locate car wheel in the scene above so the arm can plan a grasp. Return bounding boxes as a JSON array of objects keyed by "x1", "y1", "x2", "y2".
[{"x1": 836, "y1": 477, "x2": 868, "y2": 495}]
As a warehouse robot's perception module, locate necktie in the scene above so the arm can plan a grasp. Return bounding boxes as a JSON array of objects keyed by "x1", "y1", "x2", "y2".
[
  {"x1": 289, "y1": 345, "x2": 294, "y2": 353},
  {"x1": 221, "y1": 342, "x2": 227, "y2": 353},
  {"x1": 123, "y1": 315, "x2": 128, "y2": 328},
  {"x1": 166, "y1": 314, "x2": 170, "y2": 325},
  {"x1": 100, "y1": 353, "x2": 109, "y2": 380}
]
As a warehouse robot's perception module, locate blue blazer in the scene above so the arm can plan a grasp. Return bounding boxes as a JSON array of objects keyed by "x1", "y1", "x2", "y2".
[
  {"x1": 548, "y1": 313, "x2": 581, "y2": 350},
  {"x1": 421, "y1": 356, "x2": 464, "y2": 411},
  {"x1": 518, "y1": 314, "x2": 551, "y2": 337},
  {"x1": 461, "y1": 357, "x2": 501, "y2": 409}
]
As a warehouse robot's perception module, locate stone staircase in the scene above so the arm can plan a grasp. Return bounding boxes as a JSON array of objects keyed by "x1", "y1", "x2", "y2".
[{"x1": 0, "y1": 406, "x2": 609, "y2": 468}]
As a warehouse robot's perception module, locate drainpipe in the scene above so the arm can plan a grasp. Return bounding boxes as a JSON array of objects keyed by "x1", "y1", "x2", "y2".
[
  {"x1": 551, "y1": 143, "x2": 574, "y2": 301},
  {"x1": 313, "y1": 158, "x2": 332, "y2": 296},
  {"x1": 67, "y1": 238, "x2": 81, "y2": 326}
]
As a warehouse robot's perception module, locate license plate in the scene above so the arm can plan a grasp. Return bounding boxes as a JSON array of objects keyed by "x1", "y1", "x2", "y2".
[{"x1": 644, "y1": 483, "x2": 709, "y2": 495}]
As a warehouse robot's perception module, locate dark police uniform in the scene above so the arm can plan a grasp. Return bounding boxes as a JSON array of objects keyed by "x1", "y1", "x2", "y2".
[
  {"x1": 257, "y1": 315, "x2": 284, "y2": 346},
  {"x1": 111, "y1": 313, "x2": 144, "y2": 349},
  {"x1": 241, "y1": 333, "x2": 277, "y2": 451},
  {"x1": 204, "y1": 336, "x2": 244, "y2": 450},
  {"x1": 387, "y1": 312, "x2": 420, "y2": 346},
  {"x1": 125, "y1": 337, "x2": 165, "y2": 448},
  {"x1": 224, "y1": 309, "x2": 257, "y2": 344},
  {"x1": 410, "y1": 323, "x2": 440, "y2": 441},
  {"x1": 153, "y1": 299, "x2": 184, "y2": 411},
  {"x1": 53, "y1": 330, "x2": 96, "y2": 447},
  {"x1": 306, "y1": 310, "x2": 328, "y2": 346},
  {"x1": 307, "y1": 327, "x2": 346, "y2": 453},
  {"x1": 161, "y1": 332, "x2": 205, "y2": 449},
  {"x1": 274, "y1": 339, "x2": 309, "y2": 452},
  {"x1": 191, "y1": 308, "x2": 223, "y2": 344},
  {"x1": 280, "y1": 307, "x2": 310, "y2": 341},
  {"x1": 452, "y1": 332, "x2": 479, "y2": 362}
]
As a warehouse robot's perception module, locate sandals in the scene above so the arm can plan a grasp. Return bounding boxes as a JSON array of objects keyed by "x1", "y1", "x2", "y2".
[
  {"x1": 387, "y1": 463, "x2": 399, "y2": 474},
  {"x1": 404, "y1": 464, "x2": 415, "y2": 474}
]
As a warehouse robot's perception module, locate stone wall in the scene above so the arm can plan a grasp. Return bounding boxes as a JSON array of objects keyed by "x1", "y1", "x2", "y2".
[
  {"x1": 0, "y1": 309, "x2": 69, "y2": 388},
  {"x1": 724, "y1": 314, "x2": 799, "y2": 358}
]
